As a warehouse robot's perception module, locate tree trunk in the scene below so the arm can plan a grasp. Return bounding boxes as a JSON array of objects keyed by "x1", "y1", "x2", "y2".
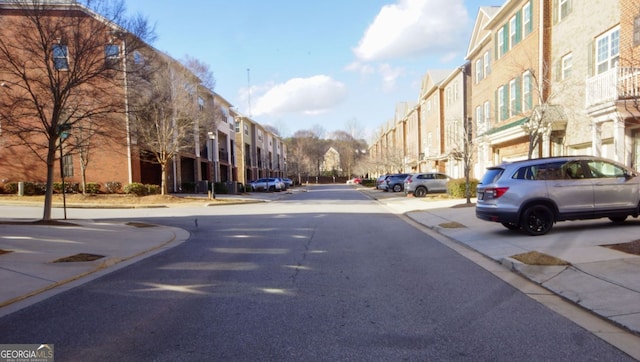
[
  {"x1": 160, "y1": 163, "x2": 167, "y2": 195},
  {"x1": 42, "y1": 139, "x2": 57, "y2": 221}
]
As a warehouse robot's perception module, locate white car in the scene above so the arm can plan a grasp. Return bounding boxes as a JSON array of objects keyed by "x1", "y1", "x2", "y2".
[{"x1": 250, "y1": 178, "x2": 282, "y2": 192}]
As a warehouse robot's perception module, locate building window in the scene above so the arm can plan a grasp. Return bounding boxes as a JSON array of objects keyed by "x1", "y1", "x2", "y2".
[
  {"x1": 53, "y1": 44, "x2": 69, "y2": 70},
  {"x1": 484, "y1": 101, "x2": 491, "y2": 124},
  {"x1": 523, "y1": 71, "x2": 532, "y2": 112},
  {"x1": 509, "y1": 79, "x2": 518, "y2": 116},
  {"x1": 523, "y1": 2, "x2": 532, "y2": 36},
  {"x1": 62, "y1": 154, "x2": 73, "y2": 177},
  {"x1": 559, "y1": 0, "x2": 572, "y2": 21},
  {"x1": 453, "y1": 82, "x2": 458, "y2": 101},
  {"x1": 484, "y1": 51, "x2": 491, "y2": 76},
  {"x1": 509, "y1": 15, "x2": 520, "y2": 47},
  {"x1": 105, "y1": 44, "x2": 120, "y2": 69},
  {"x1": 198, "y1": 97, "x2": 204, "y2": 111},
  {"x1": 561, "y1": 53, "x2": 572, "y2": 80},
  {"x1": 475, "y1": 59, "x2": 483, "y2": 83},
  {"x1": 498, "y1": 86, "x2": 506, "y2": 121},
  {"x1": 244, "y1": 124, "x2": 248, "y2": 136},
  {"x1": 497, "y1": 27, "x2": 505, "y2": 58},
  {"x1": 133, "y1": 51, "x2": 144, "y2": 65},
  {"x1": 596, "y1": 27, "x2": 620, "y2": 74},
  {"x1": 475, "y1": 106, "x2": 483, "y2": 125}
]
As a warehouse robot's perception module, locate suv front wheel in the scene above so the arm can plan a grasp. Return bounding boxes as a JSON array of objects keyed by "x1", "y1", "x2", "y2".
[{"x1": 521, "y1": 204, "x2": 554, "y2": 236}]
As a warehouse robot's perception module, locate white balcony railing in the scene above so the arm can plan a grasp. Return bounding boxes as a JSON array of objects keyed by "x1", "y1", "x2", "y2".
[{"x1": 586, "y1": 66, "x2": 640, "y2": 108}]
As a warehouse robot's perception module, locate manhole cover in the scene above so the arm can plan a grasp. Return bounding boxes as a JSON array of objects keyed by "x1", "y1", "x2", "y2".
[
  {"x1": 53, "y1": 253, "x2": 105, "y2": 263},
  {"x1": 603, "y1": 240, "x2": 640, "y2": 255}
]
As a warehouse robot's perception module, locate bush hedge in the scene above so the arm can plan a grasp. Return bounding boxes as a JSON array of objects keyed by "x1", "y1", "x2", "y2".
[
  {"x1": 447, "y1": 178, "x2": 479, "y2": 198},
  {"x1": 124, "y1": 182, "x2": 160, "y2": 196}
]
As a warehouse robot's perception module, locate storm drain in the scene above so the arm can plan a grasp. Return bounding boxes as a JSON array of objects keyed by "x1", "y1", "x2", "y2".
[
  {"x1": 602, "y1": 240, "x2": 640, "y2": 256},
  {"x1": 126, "y1": 222, "x2": 157, "y2": 228},
  {"x1": 53, "y1": 253, "x2": 105, "y2": 263},
  {"x1": 511, "y1": 251, "x2": 570, "y2": 266}
]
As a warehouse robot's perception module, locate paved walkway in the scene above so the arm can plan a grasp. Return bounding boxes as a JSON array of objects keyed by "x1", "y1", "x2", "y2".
[{"x1": 1, "y1": 186, "x2": 639, "y2": 356}]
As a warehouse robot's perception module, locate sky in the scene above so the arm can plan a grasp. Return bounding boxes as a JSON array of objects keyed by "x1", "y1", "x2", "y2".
[{"x1": 127, "y1": 0, "x2": 495, "y2": 141}]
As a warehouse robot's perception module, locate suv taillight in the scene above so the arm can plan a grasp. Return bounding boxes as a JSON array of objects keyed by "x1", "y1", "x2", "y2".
[
  {"x1": 486, "y1": 187, "x2": 509, "y2": 199},
  {"x1": 406, "y1": 176, "x2": 413, "y2": 183}
]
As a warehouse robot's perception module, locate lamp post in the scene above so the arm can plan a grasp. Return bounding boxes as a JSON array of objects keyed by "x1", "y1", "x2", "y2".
[
  {"x1": 208, "y1": 131, "x2": 216, "y2": 199},
  {"x1": 57, "y1": 124, "x2": 71, "y2": 220}
]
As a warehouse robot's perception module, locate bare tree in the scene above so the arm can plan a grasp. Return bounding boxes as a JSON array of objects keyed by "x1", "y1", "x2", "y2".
[
  {"x1": 447, "y1": 117, "x2": 474, "y2": 203},
  {"x1": 130, "y1": 53, "x2": 217, "y2": 195},
  {"x1": 0, "y1": 0, "x2": 154, "y2": 220}
]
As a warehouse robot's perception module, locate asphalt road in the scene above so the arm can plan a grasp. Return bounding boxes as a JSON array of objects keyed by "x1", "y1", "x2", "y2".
[{"x1": 0, "y1": 185, "x2": 634, "y2": 361}]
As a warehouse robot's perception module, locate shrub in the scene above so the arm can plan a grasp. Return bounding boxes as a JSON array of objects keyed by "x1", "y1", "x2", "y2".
[
  {"x1": 4, "y1": 182, "x2": 18, "y2": 194},
  {"x1": 3, "y1": 182, "x2": 46, "y2": 195},
  {"x1": 447, "y1": 178, "x2": 479, "y2": 198},
  {"x1": 84, "y1": 182, "x2": 101, "y2": 194},
  {"x1": 53, "y1": 182, "x2": 79, "y2": 194},
  {"x1": 124, "y1": 182, "x2": 148, "y2": 196},
  {"x1": 146, "y1": 184, "x2": 160, "y2": 195},
  {"x1": 104, "y1": 181, "x2": 122, "y2": 194},
  {"x1": 124, "y1": 183, "x2": 160, "y2": 196}
]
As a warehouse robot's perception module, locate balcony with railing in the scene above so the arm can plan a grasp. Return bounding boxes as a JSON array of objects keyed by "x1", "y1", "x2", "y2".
[{"x1": 586, "y1": 66, "x2": 640, "y2": 109}]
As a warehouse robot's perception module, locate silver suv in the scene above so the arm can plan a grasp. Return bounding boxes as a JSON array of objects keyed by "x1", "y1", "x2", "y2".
[
  {"x1": 404, "y1": 172, "x2": 450, "y2": 197},
  {"x1": 476, "y1": 156, "x2": 640, "y2": 235}
]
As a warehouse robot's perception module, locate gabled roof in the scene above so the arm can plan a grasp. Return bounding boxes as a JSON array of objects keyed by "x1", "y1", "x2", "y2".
[
  {"x1": 419, "y1": 69, "x2": 453, "y2": 99},
  {"x1": 466, "y1": 5, "x2": 502, "y2": 59}
]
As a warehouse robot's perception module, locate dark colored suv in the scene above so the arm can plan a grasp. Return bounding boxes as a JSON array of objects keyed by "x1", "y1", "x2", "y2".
[
  {"x1": 385, "y1": 173, "x2": 410, "y2": 192},
  {"x1": 476, "y1": 156, "x2": 640, "y2": 235}
]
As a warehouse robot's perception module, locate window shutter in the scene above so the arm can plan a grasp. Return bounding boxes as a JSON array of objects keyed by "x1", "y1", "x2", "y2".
[
  {"x1": 495, "y1": 33, "x2": 500, "y2": 59},
  {"x1": 527, "y1": 1, "x2": 534, "y2": 34},
  {"x1": 555, "y1": 60, "x2": 561, "y2": 81},
  {"x1": 495, "y1": 89, "x2": 499, "y2": 123},
  {"x1": 503, "y1": 24, "x2": 509, "y2": 54},
  {"x1": 502, "y1": 85, "x2": 509, "y2": 120},
  {"x1": 516, "y1": 76, "x2": 522, "y2": 114},
  {"x1": 552, "y1": 0, "x2": 558, "y2": 25},
  {"x1": 587, "y1": 41, "x2": 594, "y2": 77},
  {"x1": 515, "y1": 10, "x2": 522, "y2": 44}
]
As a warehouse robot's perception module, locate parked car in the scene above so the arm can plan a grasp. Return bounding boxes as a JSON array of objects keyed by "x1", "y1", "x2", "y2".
[
  {"x1": 282, "y1": 178, "x2": 294, "y2": 188},
  {"x1": 376, "y1": 175, "x2": 390, "y2": 190},
  {"x1": 250, "y1": 178, "x2": 282, "y2": 192},
  {"x1": 385, "y1": 173, "x2": 410, "y2": 192},
  {"x1": 274, "y1": 177, "x2": 287, "y2": 190},
  {"x1": 346, "y1": 177, "x2": 362, "y2": 184},
  {"x1": 404, "y1": 172, "x2": 450, "y2": 197},
  {"x1": 475, "y1": 156, "x2": 640, "y2": 236}
]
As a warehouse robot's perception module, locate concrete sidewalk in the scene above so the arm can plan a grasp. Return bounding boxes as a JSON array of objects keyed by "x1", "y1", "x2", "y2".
[
  {"x1": 373, "y1": 192, "x2": 640, "y2": 337},
  {"x1": 0, "y1": 220, "x2": 190, "y2": 316}
]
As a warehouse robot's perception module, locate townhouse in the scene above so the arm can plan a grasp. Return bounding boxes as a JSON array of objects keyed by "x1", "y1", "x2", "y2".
[
  {"x1": 370, "y1": 0, "x2": 640, "y2": 179},
  {"x1": 0, "y1": 0, "x2": 286, "y2": 194},
  {"x1": 233, "y1": 111, "x2": 287, "y2": 187}
]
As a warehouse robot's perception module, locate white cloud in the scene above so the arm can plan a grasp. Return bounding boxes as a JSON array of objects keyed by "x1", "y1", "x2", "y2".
[
  {"x1": 377, "y1": 63, "x2": 405, "y2": 91},
  {"x1": 353, "y1": 0, "x2": 469, "y2": 62},
  {"x1": 252, "y1": 75, "x2": 347, "y2": 117},
  {"x1": 345, "y1": 61, "x2": 375, "y2": 75}
]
